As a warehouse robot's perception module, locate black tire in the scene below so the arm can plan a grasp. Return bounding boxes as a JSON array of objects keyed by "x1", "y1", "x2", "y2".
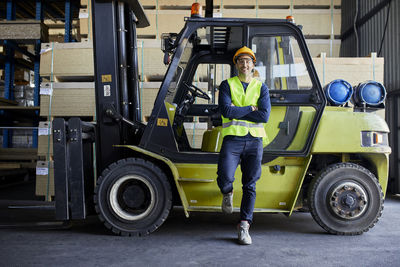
[
  {"x1": 308, "y1": 162, "x2": 384, "y2": 235},
  {"x1": 94, "y1": 158, "x2": 172, "y2": 236}
]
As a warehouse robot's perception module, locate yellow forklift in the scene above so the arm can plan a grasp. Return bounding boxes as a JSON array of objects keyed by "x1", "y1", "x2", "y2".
[{"x1": 52, "y1": 0, "x2": 390, "y2": 236}]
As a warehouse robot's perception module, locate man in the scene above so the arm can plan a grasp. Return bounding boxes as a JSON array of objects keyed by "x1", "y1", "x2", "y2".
[{"x1": 217, "y1": 46, "x2": 271, "y2": 245}]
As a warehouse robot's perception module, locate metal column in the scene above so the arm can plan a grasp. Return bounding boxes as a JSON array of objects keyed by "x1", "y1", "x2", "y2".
[{"x1": 2, "y1": 0, "x2": 16, "y2": 148}]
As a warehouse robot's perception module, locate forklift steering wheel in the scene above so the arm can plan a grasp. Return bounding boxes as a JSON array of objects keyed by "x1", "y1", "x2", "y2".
[{"x1": 184, "y1": 82, "x2": 211, "y2": 100}]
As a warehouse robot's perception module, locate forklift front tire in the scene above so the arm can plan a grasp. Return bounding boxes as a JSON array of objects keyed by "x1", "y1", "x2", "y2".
[
  {"x1": 308, "y1": 162, "x2": 384, "y2": 235},
  {"x1": 94, "y1": 158, "x2": 172, "y2": 236}
]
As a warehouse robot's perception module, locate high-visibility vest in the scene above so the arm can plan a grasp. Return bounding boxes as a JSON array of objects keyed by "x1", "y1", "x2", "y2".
[{"x1": 221, "y1": 76, "x2": 267, "y2": 138}]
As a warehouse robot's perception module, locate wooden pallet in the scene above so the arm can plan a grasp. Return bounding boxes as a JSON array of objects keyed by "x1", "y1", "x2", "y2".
[{"x1": 0, "y1": 148, "x2": 38, "y2": 161}]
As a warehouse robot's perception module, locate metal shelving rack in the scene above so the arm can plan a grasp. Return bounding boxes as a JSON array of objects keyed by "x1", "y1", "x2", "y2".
[
  {"x1": 1, "y1": 0, "x2": 43, "y2": 149},
  {"x1": 0, "y1": 0, "x2": 75, "y2": 150}
]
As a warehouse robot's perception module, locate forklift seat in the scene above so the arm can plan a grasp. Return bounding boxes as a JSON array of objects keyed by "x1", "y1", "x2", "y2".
[
  {"x1": 201, "y1": 126, "x2": 223, "y2": 152},
  {"x1": 165, "y1": 101, "x2": 177, "y2": 125}
]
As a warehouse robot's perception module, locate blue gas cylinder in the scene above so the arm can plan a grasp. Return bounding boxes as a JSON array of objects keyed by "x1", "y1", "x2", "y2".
[
  {"x1": 353, "y1": 81, "x2": 386, "y2": 106},
  {"x1": 324, "y1": 79, "x2": 353, "y2": 106}
]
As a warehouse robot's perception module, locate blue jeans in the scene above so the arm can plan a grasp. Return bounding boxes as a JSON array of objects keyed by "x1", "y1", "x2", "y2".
[{"x1": 217, "y1": 136, "x2": 263, "y2": 224}]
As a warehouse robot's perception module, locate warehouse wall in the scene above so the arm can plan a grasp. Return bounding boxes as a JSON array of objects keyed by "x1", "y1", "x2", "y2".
[
  {"x1": 340, "y1": 0, "x2": 400, "y2": 192},
  {"x1": 340, "y1": 0, "x2": 400, "y2": 91}
]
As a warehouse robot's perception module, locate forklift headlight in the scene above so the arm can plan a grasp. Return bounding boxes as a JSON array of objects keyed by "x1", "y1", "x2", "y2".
[{"x1": 361, "y1": 131, "x2": 388, "y2": 147}]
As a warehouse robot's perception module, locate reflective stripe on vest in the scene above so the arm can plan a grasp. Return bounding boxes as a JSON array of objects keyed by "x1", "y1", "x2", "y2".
[
  {"x1": 221, "y1": 76, "x2": 267, "y2": 138},
  {"x1": 222, "y1": 120, "x2": 264, "y2": 128}
]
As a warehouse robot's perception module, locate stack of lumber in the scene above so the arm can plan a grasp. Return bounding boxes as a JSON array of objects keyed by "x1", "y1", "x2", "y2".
[
  {"x1": 0, "y1": 20, "x2": 48, "y2": 41},
  {"x1": 0, "y1": 148, "x2": 38, "y2": 170},
  {"x1": 45, "y1": 0, "x2": 90, "y2": 42},
  {"x1": 39, "y1": 82, "x2": 95, "y2": 117},
  {"x1": 79, "y1": 3, "x2": 93, "y2": 41},
  {"x1": 39, "y1": 42, "x2": 94, "y2": 82},
  {"x1": 313, "y1": 53, "x2": 384, "y2": 87}
]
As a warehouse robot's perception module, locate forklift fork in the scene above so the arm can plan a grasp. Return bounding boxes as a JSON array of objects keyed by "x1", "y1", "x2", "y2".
[{"x1": 52, "y1": 118, "x2": 96, "y2": 221}]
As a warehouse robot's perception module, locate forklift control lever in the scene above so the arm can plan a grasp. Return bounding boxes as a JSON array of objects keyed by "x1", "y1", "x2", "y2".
[{"x1": 105, "y1": 105, "x2": 137, "y2": 128}]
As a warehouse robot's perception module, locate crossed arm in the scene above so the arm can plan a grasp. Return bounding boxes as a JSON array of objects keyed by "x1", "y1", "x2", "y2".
[{"x1": 218, "y1": 80, "x2": 271, "y2": 123}]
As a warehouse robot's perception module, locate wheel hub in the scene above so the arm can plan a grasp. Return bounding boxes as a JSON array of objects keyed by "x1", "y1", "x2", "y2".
[
  {"x1": 122, "y1": 185, "x2": 146, "y2": 209},
  {"x1": 329, "y1": 181, "x2": 368, "y2": 219},
  {"x1": 109, "y1": 175, "x2": 155, "y2": 221}
]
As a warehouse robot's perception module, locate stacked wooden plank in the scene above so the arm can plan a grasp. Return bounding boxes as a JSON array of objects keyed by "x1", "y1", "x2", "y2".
[
  {"x1": 45, "y1": 19, "x2": 80, "y2": 43},
  {"x1": 79, "y1": 1, "x2": 93, "y2": 41},
  {"x1": 0, "y1": 20, "x2": 48, "y2": 41},
  {"x1": 313, "y1": 53, "x2": 384, "y2": 87}
]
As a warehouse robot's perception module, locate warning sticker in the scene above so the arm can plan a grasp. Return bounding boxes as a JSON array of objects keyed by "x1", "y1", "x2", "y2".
[
  {"x1": 157, "y1": 118, "x2": 168, "y2": 127},
  {"x1": 102, "y1": 74, "x2": 112, "y2": 83}
]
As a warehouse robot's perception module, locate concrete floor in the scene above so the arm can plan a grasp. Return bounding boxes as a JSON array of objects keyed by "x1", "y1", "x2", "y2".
[{"x1": 1, "y1": 181, "x2": 400, "y2": 267}]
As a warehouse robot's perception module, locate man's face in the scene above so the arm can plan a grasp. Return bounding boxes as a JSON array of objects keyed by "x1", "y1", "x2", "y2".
[{"x1": 236, "y1": 55, "x2": 254, "y2": 76}]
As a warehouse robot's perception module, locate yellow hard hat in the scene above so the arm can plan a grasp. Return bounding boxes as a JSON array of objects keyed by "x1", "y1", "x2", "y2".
[{"x1": 233, "y1": 46, "x2": 256, "y2": 64}]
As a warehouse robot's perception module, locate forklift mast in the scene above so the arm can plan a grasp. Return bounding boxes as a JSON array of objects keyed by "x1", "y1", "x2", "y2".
[
  {"x1": 91, "y1": 0, "x2": 149, "y2": 173},
  {"x1": 52, "y1": 0, "x2": 149, "y2": 220}
]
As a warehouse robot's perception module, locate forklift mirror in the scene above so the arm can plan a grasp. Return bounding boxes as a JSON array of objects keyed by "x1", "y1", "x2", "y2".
[
  {"x1": 161, "y1": 33, "x2": 178, "y2": 65},
  {"x1": 161, "y1": 33, "x2": 178, "y2": 53},
  {"x1": 163, "y1": 52, "x2": 171, "y2": 65}
]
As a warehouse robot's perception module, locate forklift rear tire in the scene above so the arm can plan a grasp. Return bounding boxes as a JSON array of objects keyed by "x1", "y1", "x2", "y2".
[
  {"x1": 94, "y1": 158, "x2": 172, "y2": 236},
  {"x1": 308, "y1": 162, "x2": 384, "y2": 235}
]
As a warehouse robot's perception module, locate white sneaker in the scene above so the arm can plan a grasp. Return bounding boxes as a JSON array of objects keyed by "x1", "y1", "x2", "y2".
[
  {"x1": 238, "y1": 220, "x2": 252, "y2": 245},
  {"x1": 221, "y1": 191, "x2": 233, "y2": 214}
]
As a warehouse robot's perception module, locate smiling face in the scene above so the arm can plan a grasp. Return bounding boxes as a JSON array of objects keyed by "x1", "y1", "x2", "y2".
[{"x1": 235, "y1": 55, "x2": 255, "y2": 76}]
